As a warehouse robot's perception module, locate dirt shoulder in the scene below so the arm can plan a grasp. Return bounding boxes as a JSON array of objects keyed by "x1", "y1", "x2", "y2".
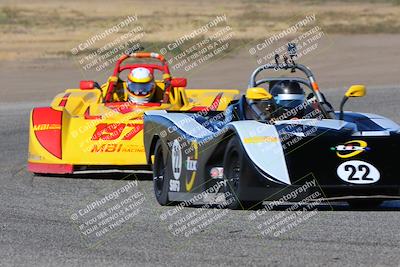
[
  {"x1": 1, "y1": 34, "x2": 399, "y2": 103},
  {"x1": 1, "y1": 0, "x2": 400, "y2": 61}
]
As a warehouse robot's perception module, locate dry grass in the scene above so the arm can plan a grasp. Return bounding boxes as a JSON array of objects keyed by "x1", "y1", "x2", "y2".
[{"x1": 1, "y1": 0, "x2": 400, "y2": 61}]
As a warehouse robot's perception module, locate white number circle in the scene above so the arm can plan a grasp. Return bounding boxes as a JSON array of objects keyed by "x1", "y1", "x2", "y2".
[
  {"x1": 337, "y1": 160, "x2": 380, "y2": 184},
  {"x1": 171, "y1": 139, "x2": 182, "y2": 180}
]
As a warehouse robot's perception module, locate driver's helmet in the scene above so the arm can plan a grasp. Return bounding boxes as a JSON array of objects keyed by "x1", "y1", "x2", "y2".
[
  {"x1": 126, "y1": 67, "x2": 156, "y2": 103},
  {"x1": 270, "y1": 80, "x2": 306, "y2": 119}
]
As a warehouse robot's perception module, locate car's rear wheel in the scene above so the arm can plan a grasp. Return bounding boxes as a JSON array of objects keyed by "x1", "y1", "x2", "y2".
[
  {"x1": 153, "y1": 139, "x2": 170, "y2": 205},
  {"x1": 223, "y1": 136, "x2": 251, "y2": 210}
]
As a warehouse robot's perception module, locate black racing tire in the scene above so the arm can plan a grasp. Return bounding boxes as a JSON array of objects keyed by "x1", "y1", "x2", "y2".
[
  {"x1": 222, "y1": 136, "x2": 255, "y2": 210},
  {"x1": 347, "y1": 199, "x2": 383, "y2": 210},
  {"x1": 153, "y1": 139, "x2": 170, "y2": 206}
]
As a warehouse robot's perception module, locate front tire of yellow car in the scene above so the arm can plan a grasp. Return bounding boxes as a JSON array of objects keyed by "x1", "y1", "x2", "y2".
[{"x1": 153, "y1": 139, "x2": 170, "y2": 205}]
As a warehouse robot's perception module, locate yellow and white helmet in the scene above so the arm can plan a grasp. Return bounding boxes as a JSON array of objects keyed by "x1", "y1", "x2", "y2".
[{"x1": 127, "y1": 67, "x2": 155, "y2": 103}]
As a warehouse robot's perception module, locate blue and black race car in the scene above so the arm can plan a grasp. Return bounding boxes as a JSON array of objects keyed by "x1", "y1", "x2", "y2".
[{"x1": 143, "y1": 47, "x2": 400, "y2": 209}]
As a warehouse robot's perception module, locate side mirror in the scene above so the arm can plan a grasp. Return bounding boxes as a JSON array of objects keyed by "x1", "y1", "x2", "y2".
[
  {"x1": 80, "y1": 80, "x2": 100, "y2": 90},
  {"x1": 345, "y1": 85, "x2": 366, "y2": 98},
  {"x1": 170, "y1": 78, "x2": 187, "y2": 88},
  {"x1": 245, "y1": 87, "x2": 273, "y2": 100},
  {"x1": 339, "y1": 85, "x2": 366, "y2": 120}
]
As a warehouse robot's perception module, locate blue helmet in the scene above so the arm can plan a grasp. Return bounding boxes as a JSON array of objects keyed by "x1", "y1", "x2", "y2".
[{"x1": 271, "y1": 81, "x2": 305, "y2": 108}]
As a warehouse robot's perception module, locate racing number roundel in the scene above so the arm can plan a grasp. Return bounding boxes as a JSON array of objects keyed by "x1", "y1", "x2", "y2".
[
  {"x1": 337, "y1": 160, "x2": 380, "y2": 184},
  {"x1": 171, "y1": 140, "x2": 182, "y2": 180}
]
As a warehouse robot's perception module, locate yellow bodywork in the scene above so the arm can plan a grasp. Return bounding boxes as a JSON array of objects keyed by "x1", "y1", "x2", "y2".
[
  {"x1": 28, "y1": 80, "x2": 239, "y2": 173},
  {"x1": 245, "y1": 87, "x2": 273, "y2": 100}
]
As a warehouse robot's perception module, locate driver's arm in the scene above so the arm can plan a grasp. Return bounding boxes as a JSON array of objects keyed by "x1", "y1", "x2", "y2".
[{"x1": 112, "y1": 80, "x2": 128, "y2": 102}]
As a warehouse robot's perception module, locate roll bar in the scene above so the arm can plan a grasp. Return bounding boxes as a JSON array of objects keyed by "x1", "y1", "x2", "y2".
[
  {"x1": 105, "y1": 52, "x2": 172, "y2": 102},
  {"x1": 248, "y1": 44, "x2": 330, "y2": 118},
  {"x1": 248, "y1": 63, "x2": 323, "y2": 102}
]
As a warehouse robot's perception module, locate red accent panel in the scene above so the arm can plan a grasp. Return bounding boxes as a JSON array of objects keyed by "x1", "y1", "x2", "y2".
[
  {"x1": 80, "y1": 80, "x2": 95, "y2": 90},
  {"x1": 189, "y1": 106, "x2": 208, "y2": 112},
  {"x1": 28, "y1": 162, "x2": 73, "y2": 174},
  {"x1": 119, "y1": 64, "x2": 161, "y2": 74},
  {"x1": 190, "y1": 93, "x2": 223, "y2": 112},
  {"x1": 105, "y1": 102, "x2": 161, "y2": 114},
  {"x1": 210, "y1": 93, "x2": 223, "y2": 111},
  {"x1": 171, "y1": 78, "x2": 187, "y2": 88},
  {"x1": 59, "y1": 93, "x2": 71, "y2": 107},
  {"x1": 84, "y1": 107, "x2": 103, "y2": 120},
  {"x1": 59, "y1": 100, "x2": 67, "y2": 107},
  {"x1": 32, "y1": 107, "x2": 63, "y2": 159},
  {"x1": 105, "y1": 102, "x2": 162, "y2": 107}
]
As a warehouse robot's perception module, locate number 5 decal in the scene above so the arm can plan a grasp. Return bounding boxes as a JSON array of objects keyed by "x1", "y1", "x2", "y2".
[{"x1": 337, "y1": 160, "x2": 380, "y2": 184}]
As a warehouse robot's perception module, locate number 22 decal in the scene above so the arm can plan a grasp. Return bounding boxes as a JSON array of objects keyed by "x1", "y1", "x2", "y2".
[
  {"x1": 337, "y1": 160, "x2": 380, "y2": 184},
  {"x1": 344, "y1": 164, "x2": 372, "y2": 181}
]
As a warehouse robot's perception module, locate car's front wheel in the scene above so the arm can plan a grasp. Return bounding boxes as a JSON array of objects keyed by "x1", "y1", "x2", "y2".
[
  {"x1": 223, "y1": 136, "x2": 249, "y2": 210},
  {"x1": 153, "y1": 139, "x2": 170, "y2": 205}
]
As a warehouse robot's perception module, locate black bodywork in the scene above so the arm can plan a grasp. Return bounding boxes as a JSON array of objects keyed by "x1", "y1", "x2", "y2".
[{"x1": 143, "y1": 57, "x2": 400, "y2": 207}]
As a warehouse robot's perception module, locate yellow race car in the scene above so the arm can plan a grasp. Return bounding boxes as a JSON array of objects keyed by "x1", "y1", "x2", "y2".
[{"x1": 28, "y1": 52, "x2": 239, "y2": 175}]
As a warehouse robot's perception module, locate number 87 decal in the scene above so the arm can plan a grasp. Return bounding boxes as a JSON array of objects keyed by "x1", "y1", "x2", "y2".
[{"x1": 91, "y1": 123, "x2": 143, "y2": 141}]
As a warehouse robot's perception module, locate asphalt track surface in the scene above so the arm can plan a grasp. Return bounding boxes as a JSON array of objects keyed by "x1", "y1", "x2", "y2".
[{"x1": 1, "y1": 87, "x2": 400, "y2": 267}]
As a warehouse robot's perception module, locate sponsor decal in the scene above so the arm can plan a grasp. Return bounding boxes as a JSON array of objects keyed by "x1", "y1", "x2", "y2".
[
  {"x1": 90, "y1": 144, "x2": 145, "y2": 153},
  {"x1": 243, "y1": 136, "x2": 279, "y2": 144},
  {"x1": 33, "y1": 124, "x2": 61, "y2": 131},
  {"x1": 186, "y1": 157, "x2": 197, "y2": 171},
  {"x1": 210, "y1": 167, "x2": 223, "y2": 179},
  {"x1": 31, "y1": 108, "x2": 62, "y2": 159},
  {"x1": 185, "y1": 141, "x2": 198, "y2": 192},
  {"x1": 337, "y1": 160, "x2": 380, "y2": 184},
  {"x1": 169, "y1": 180, "x2": 180, "y2": 192},
  {"x1": 171, "y1": 139, "x2": 182, "y2": 180},
  {"x1": 331, "y1": 140, "x2": 370, "y2": 159}
]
